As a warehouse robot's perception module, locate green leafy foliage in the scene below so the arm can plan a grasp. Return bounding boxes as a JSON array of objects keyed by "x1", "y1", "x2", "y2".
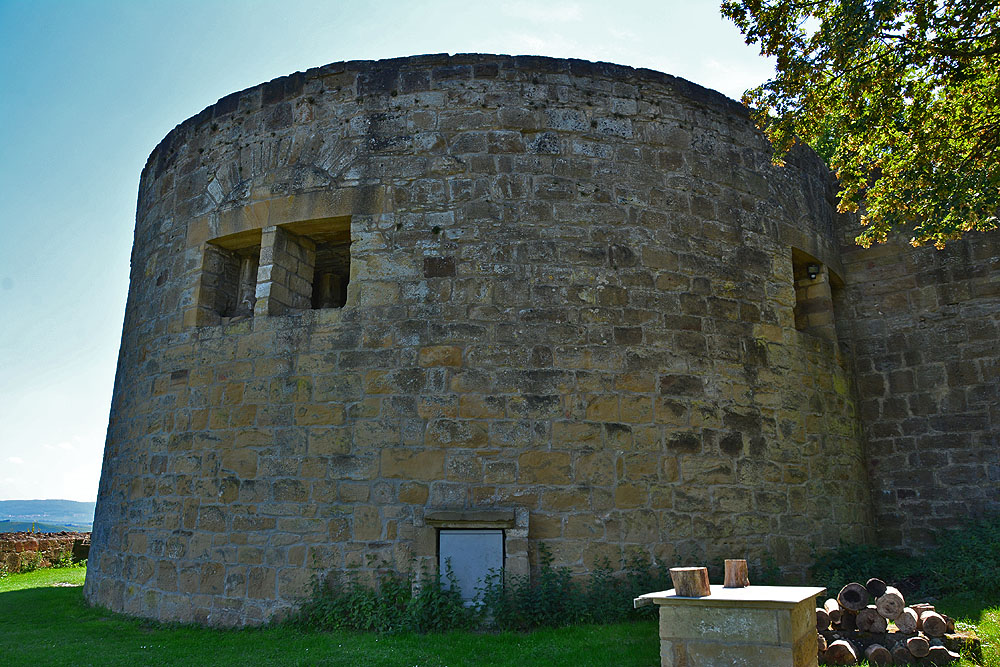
[
  {"x1": 406, "y1": 563, "x2": 479, "y2": 633},
  {"x1": 810, "y1": 513, "x2": 1000, "y2": 600},
  {"x1": 17, "y1": 551, "x2": 44, "y2": 574},
  {"x1": 478, "y1": 546, "x2": 674, "y2": 631},
  {"x1": 929, "y1": 514, "x2": 1000, "y2": 600},
  {"x1": 295, "y1": 546, "x2": 676, "y2": 635},
  {"x1": 53, "y1": 550, "x2": 76, "y2": 569},
  {"x1": 810, "y1": 542, "x2": 923, "y2": 596},
  {"x1": 722, "y1": 0, "x2": 1000, "y2": 248},
  {"x1": 292, "y1": 564, "x2": 477, "y2": 634}
]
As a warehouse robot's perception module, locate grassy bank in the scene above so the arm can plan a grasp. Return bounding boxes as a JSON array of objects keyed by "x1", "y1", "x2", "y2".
[{"x1": 0, "y1": 567, "x2": 657, "y2": 666}]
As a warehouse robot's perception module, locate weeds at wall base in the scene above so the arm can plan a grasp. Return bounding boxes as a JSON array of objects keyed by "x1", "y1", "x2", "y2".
[
  {"x1": 810, "y1": 513, "x2": 1000, "y2": 603},
  {"x1": 291, "y1": 545, "x2": 679, "y2": 634}
]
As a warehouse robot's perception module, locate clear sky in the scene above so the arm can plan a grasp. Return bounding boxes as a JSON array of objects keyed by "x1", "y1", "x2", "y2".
[{"x1": 0, "y1": 0, "x2": 773, "y2": 503}]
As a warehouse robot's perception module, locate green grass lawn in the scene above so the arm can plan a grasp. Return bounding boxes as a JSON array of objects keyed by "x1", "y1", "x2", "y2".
[
  {"x1": 4, "y1": 567, "x2": 997, "y2": 666},
  {"x1": 0, "y1": 567, "x2": 659, "y2": 666}
]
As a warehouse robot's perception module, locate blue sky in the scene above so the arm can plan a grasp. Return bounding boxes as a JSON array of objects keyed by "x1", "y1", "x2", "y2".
[{"x1": 0, "y1": 0, "x2": 773, "y2": 503}]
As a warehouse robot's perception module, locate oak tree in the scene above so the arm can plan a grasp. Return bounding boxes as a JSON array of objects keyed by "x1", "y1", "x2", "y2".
[{"x1": 722, "y1": 0, "x2": 1000, "y2": 247}]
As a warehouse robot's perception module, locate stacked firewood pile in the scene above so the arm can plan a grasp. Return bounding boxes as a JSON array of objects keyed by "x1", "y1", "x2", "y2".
[{"x1": 817, "y1": 578, "x2": 978, "y2": 665}]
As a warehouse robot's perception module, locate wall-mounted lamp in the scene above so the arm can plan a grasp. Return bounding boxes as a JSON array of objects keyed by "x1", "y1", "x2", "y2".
[{"x1": 806, "y1": 263, "x2": 821, "y2": 280}]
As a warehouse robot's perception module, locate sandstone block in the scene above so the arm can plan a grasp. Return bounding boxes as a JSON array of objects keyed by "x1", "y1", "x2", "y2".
[
  {"x1": 518, "y1": 451, "x2": 572, "y2": 484},
  {"x1": 380, "y1": 448, "x2": 445, "y2": 479}
]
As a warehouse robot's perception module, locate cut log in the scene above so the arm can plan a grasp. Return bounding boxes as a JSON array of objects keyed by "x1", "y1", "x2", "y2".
[
  {"x1": 911, "y1": 603, "x2": 935, "y2": 629},
  {"x1": 838, "y1": 582, "x2": 870, "y2": 612},
  {"x1": 864, "y1": 643, "x2": 892, "y2": 666},
  {"x1": 817, "y1": 632, "x2": 828, "y2": 653},
  {"x1": 857, "y1": 605, "x2": 888, "y2": 633},
  {"x1": 895, "y1": 607, "x2": 919, "y2": 634},
  {"x1": 817, "y1": 607, "x2": 831, "y2": 631},
  {"x1": 944, "y1": 614, "x2": 956, "y2": 633},
  {"x1": 839, "y1": 609, "x2": 857, "y2": 631},
  {"x1": 866, "y1": 577, "x2": 888, "y2": 598},
  {"x1": 669, "y1": 567, "x2": 711, "y2": 597},
  {"x1": 824, "y1": 597, "x2": 843, "y2": 624},
  {"x1": 921, "y1": 611, "x2": 948, "y2": 637},
  {"x1": 906, "y1": 634, "x2": 931, "y2": 658},
  {"x1": 825, "y1": 639, "x2": 859, "y2": 665},
  {"x1": 723, "y1": 559, "x2": 749, "y2": 588},
  {"x1": 875, "y1": 585, "x2": 905, "y2": 620},
  {"x1": 925, "y1": 645, "x2": 961, "y2": 664},
  {"x1": 891, "y1": 641, "x2": 913, "y2": 664}
]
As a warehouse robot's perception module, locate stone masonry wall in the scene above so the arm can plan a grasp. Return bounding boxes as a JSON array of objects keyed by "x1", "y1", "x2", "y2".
[
  {"x1": 837, "y1": 228, "x2": 1000, "y2": 551},
  {"x1": 85, "y1": 54, "x2": 873, "y2": 627},
  {"x1": 0, "y1": 532, "x2": 91, "y2": 572}
]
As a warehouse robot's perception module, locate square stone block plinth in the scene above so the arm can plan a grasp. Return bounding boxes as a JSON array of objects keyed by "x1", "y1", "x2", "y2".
[{"x1": 635, "y1": 585, "x2": 826, "y2": 667}]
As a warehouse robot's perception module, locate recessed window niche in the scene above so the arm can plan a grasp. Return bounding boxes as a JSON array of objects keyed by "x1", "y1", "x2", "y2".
[
  {"x1": 791, "y1": 247, "x2": 843, "y2": 341},
  {"x1": 195, "y1": 217, "x2": 351, "y2": 324},
  {"x1": 256, "y1": 217, "x2": 352, "y2": 315},
  {"x1": 200, "y1": 229, "x2": 262, "y2": 321}
]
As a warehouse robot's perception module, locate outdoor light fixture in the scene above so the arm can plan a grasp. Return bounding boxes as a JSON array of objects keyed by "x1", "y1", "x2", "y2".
[{"x1": 807, "y1": 263, "x2": 821, "y2": 280}]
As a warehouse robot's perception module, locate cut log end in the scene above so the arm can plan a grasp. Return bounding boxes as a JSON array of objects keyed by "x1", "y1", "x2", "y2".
[
  {"x1": 838, "y1": 582, "x2": 870, "y2": 612},
  {"x1": 921, "y1": 611, "x2": 948, "y2": 637},
  {"x1": 864, "y1": 643, "x2": 892, "y2": 666},
  {"x1": 825, "y1": 639, "x2": 859, "y2": 665},
  {"x1": 906, "y1": 634, "x2": 930, "y2": 658},
  {"x1": 824, "y1": 597, "x2": 843, "y2": 624},
  {"x1": 866, "y1": 577, "x2": 888, "y2": 598},
  {"x1": 669, "y1": 566, "x2": 711, "y2": 597},
  {"x1": 875, "y1": 585, "x2": 905, "y2": 620},
  {"x1": 892, "y1": 642, "x2": 913, "y2": 665},
  {"x1": 895, "y1": 607, "x2": 918, "y2": 634},
  {"x1": 926, "y1": 645, "x2": 961, "y2": 664},
  {"x1": 857, "y1": 605, "x2": 888, "y2": 633}
]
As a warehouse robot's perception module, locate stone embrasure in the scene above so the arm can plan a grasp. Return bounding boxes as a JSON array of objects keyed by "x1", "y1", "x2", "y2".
[{"x1": 84, "y1": 53, "x2": 999, "y2": 628}]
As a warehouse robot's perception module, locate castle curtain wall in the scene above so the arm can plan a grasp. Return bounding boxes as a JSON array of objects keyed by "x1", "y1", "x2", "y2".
[{"x1": 838, "y1": 229, "x2": 1000, "y2": 551}]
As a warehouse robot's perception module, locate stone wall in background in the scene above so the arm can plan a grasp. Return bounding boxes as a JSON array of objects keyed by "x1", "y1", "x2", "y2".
[
  {"x1": 85, "y1": 53, "x2": 881, "y2": 627},
  {"x1": 0, "y1": 532, "x2": 91, "y2": 572},
  {"x1": 838, "y1": 229, "x2": 1000, "y2": 551}
]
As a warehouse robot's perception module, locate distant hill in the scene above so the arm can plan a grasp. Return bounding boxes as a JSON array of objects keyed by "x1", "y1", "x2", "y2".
[
  {"x1": 0, "y1": 519, "x2": 88, "y2": 533},
  {"x1": 0, "y1": 499, "x2": 95, "y2": 531}
]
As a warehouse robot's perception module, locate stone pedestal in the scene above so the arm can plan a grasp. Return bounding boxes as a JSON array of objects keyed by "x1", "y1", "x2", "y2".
[{"x1": 635, "y1": 585, "x2": 826, "y2": 667}]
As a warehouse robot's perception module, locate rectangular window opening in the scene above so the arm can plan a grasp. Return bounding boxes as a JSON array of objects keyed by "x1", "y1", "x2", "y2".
[
  {"x1": 438, "y1": 529, "x2": 504, "y2": 605},
  {"x1": 791, "y1": 247, "x2": 839, "y2": 341},
  {"x1": 201, "y1": 231, "x2": 262, "y2": 320},
  {"x1": 280, "y1": 218, "x2": 352, "y2": 311},
  {"x1": 196, "y1": 218, "x2": 351, "y2": 324},
  {"x1": 311, "y1": 241, "x2": 351, "y2": 309}
]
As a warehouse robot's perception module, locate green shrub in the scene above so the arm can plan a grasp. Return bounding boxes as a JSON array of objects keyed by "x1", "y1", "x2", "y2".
[
  {"x1": 493, "y1": 544, "x2": 580, "y2": 629},
  {"x1": 294, "y1": 545, "x2": 680, "y2": 634},
  {"x1": 929, "y1": 514, "x2": 1000, "y2": 599},
  {"x1": 406, "y1": 562, "x2": 478, "y2": 633},
  {"x1": 18, "y1": 551, "x2": 44, "y2": 574},
  {"x1": 52, "y1": 550, "x2": 75, "y2": 569},
  {"x1": 810, "y1": 512, "x2": 1000, "y2": 600},
  {"x1": 292, "y1": 564, "x2": 476, "y2": 634},
  {"x1": 478, "y1": 546, "x2": 674, "y2": 631}
]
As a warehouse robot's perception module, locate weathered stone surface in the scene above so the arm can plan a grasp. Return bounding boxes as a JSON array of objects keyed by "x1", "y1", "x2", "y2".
[
  {"x1": 0, "y1": 532, "x2": 90, "y2": 572},
  {"x1": 85, "y1": 52, "x2": 996, "y2": 629}
]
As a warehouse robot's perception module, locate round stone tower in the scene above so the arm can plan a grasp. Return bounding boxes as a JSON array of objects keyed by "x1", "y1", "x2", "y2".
[{"x1": 85, "y1": 54, "x2": 873, "y2": 626}]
